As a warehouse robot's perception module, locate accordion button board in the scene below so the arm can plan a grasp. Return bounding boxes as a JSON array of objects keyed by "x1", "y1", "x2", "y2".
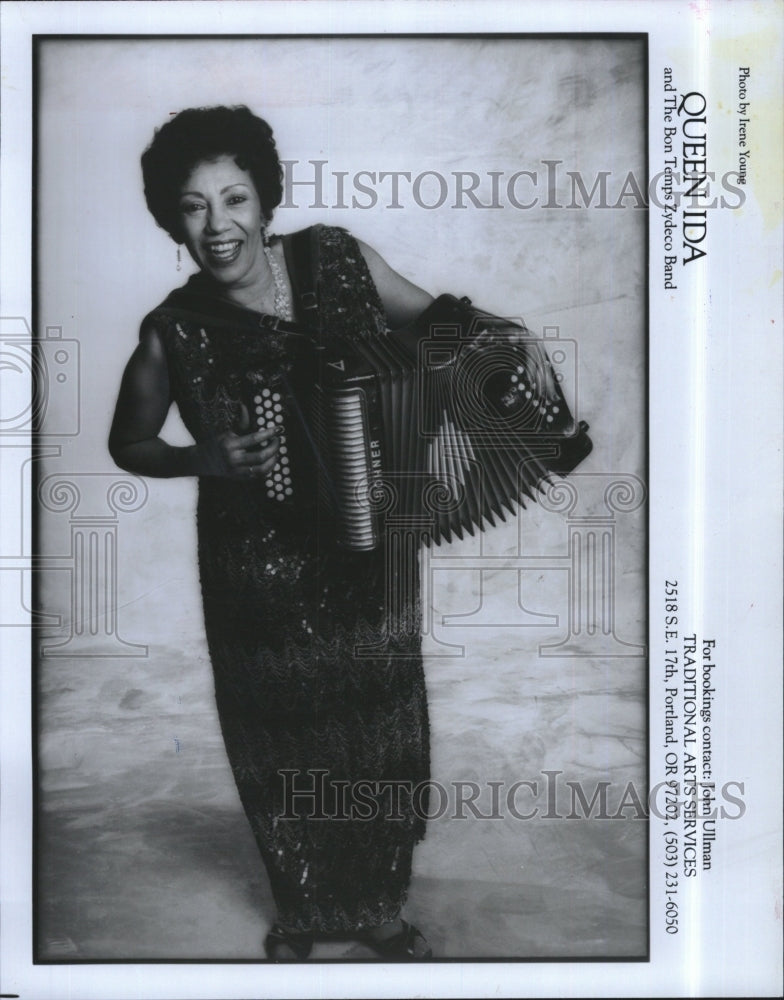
[{"x1": 251, "y1": 388, "x2": 293, "y2": 502}]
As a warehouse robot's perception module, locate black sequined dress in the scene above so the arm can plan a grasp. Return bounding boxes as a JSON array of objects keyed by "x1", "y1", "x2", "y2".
[{"x1": 147, "y1": 226, "x2": 430, "y2": 933}]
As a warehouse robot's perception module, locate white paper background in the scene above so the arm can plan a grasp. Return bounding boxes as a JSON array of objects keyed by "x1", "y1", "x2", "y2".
[{"x1": 30, "y1": 28, "x2": 648, "y2": 969}]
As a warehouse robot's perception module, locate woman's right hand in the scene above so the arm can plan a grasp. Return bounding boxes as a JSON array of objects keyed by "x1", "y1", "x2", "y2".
[{"x1": 199, "y1": 412, "x2": 281, "y2": 480}]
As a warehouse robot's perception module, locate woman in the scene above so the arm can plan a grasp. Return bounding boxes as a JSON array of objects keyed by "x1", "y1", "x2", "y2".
[{"x1": 109, "y1": 106, "x2": 434, "y2": 960}]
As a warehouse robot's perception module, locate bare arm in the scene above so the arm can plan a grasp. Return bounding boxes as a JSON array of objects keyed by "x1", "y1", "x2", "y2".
[
  {"x1": 108, "y1": 321, "x2": 280, "y2": 479},
  {"x1": 355, "y1": 239, "x2": 434, "y2": 329},
  {"x1": 108, "y1": 322, "x2": 198, "y2": 477}
]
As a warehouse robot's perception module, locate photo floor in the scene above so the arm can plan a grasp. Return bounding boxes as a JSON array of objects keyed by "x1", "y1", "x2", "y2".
[{"x1": 37, "y1": 579, "x2": 646, "y2": 962}]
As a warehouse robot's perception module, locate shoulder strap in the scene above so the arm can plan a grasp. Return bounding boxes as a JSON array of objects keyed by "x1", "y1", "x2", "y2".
[{"x1": 282, "y1": 226, "x2": 322, "y2": 338}]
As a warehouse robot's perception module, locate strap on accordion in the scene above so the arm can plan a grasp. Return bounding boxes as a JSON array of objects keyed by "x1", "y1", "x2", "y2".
[{"x1": 282, "y1": 226, "x2": 322, "y2": 340}]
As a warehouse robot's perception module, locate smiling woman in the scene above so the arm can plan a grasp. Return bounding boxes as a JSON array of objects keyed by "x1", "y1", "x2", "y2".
[{"x1": 109, "y1": 105, "x2": 434, "y2": 961}]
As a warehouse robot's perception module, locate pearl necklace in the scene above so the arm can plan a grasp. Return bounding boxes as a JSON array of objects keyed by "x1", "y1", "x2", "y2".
[{"x1": 262, "y1": 236, "x2": 293, "y2": 321}]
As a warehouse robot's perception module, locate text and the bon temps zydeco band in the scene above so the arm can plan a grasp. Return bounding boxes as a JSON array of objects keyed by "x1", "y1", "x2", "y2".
[
  {"x1": 662, "y1": 69, "x2": 750, "y2": 290},
  {"x1": 660, "y1": 580, "x2": 735, "y2": 937}
]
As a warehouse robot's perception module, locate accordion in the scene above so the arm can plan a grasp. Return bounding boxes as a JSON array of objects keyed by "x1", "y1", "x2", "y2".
[{"x1": 245, "y1": 294, "x2": 592, "y2": 551}]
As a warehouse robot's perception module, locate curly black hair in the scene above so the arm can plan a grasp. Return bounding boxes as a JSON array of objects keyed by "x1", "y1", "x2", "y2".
[{"x1": 141, "y1": 105, "x2": 283, "y2": 241}]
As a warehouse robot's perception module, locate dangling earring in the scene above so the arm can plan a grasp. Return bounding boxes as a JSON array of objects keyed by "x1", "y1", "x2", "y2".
[
  {"x1": 176, "y1": 245, "x2": 182, "y2": 272},
  {"x1": 261, "y1": 225, "x2": 271, "y2": 248}
]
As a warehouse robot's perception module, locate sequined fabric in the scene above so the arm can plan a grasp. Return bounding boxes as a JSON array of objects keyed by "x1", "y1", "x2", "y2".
[{"x1": 148, "y1": 226, "x2": 430, "y2": 933}]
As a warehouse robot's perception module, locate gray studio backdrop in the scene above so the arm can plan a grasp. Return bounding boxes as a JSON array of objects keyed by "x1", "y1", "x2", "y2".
[{"x1": 35, "y1": 36, "x2": 647, "y2": 960}]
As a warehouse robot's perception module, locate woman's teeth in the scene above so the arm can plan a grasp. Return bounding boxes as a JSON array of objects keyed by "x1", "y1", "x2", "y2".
[{"x1": 206, "y1": 240, "x2": 241, "y2": 261}]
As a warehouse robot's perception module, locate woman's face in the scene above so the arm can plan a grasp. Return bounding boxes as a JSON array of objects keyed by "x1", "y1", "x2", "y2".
[{"x1": 177, "y1": 154, "x2": 265, "y2": 288}]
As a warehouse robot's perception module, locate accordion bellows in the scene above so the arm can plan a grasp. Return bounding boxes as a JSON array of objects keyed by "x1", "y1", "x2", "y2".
[{"x1": 246, "y1": 294, "x2": 592, "y2": 550}]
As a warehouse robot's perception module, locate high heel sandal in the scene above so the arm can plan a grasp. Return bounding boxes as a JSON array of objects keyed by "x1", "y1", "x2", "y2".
[
  {"x1": 263, "y1": 923, "x2": 314, "y2": 961},
  {"x1": 363, "y1": 919, "x2": 433, "y2": 961}
]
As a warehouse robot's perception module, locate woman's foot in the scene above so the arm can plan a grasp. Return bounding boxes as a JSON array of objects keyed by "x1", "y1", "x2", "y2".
[
  {"x1": 263, "y1": 923, "x2": 314, "y2": 962},
  {"x1": 363, "y1": 917, "x2": 432, "y2": 960}
]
